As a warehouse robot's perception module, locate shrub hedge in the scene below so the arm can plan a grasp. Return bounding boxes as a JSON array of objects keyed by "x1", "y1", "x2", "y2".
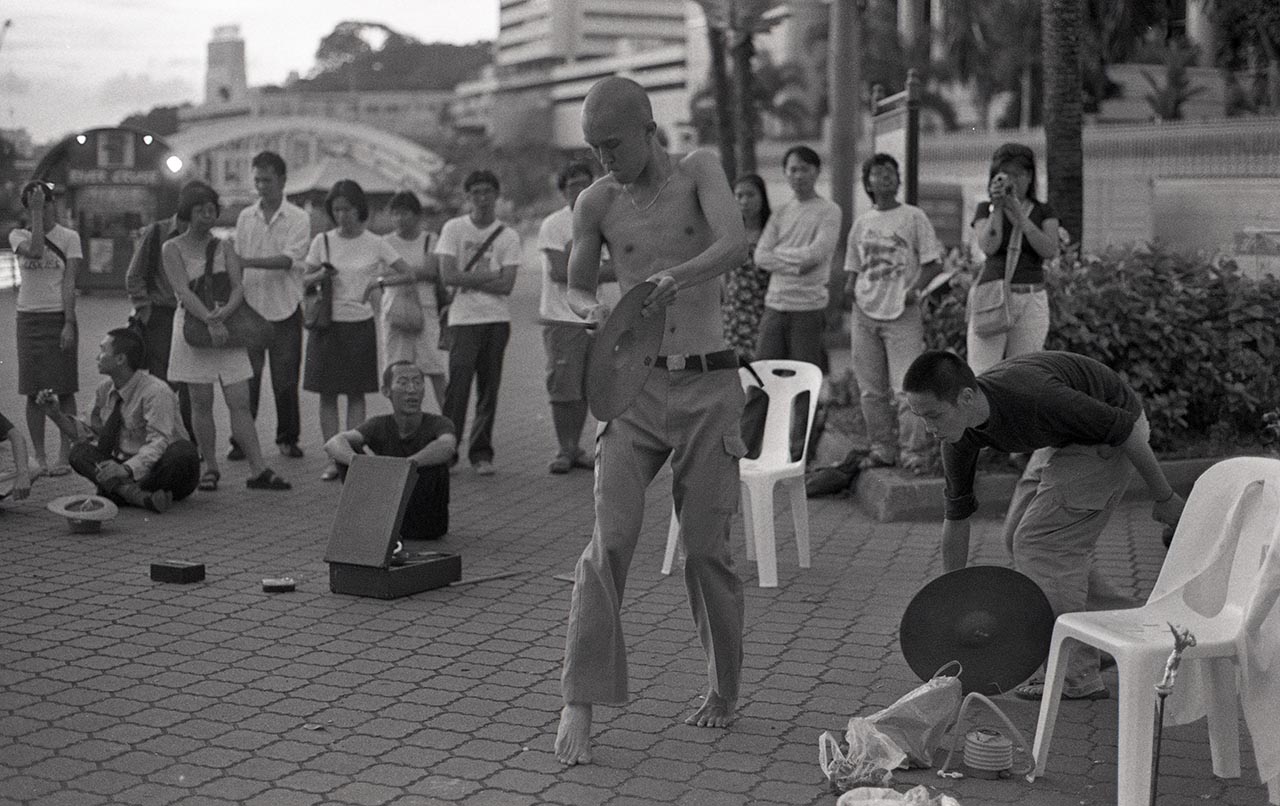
[{"x1": 921, "y1": 244, "x2": 1280, "y2": 452}]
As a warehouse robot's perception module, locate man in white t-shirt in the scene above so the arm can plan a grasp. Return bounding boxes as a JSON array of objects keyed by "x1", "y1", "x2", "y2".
[
  {"x1": 538, "y1": 161, "x2": 617, "y2": 474},
  {"x1": 843, "y1": 153, "x2": 943, "y2": 473},
  {"x1": 435, "y1": 170, "x2": 522, "y2": 476},
  {"x1": 232, "y1": 151, "x2": 311, "y2": 459}
]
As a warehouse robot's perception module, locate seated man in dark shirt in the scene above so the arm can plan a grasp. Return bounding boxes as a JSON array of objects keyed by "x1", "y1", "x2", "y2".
[
  {"x1": 324, "y1": 361, "x2": 456, "y2": 540},
  {"x1": 903, "y1": 350, "x2": 1185, "y2": 701}
]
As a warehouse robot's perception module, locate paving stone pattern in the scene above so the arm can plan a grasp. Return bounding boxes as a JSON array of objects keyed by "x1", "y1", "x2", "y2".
[{"x1": 0, "y1": 272, "x2": 1269, "y2": 804}]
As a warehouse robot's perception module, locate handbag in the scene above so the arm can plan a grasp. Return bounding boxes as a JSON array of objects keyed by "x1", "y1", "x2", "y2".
[
  {"x1": 438, "y1": 224, "x2": 505, "y2": 352},
  {"x1": 303, "y1": 233, "x2": 335, "y2": 331},
  {"x1": 967, "y1": 208, "x2": 1024, "y2": 338},
  {"x1": 182, "y1": 238, "x2": 273, "y2": 351},
  {"x1": 740, "y1": 360, "x2": 768, "y2": 460}
]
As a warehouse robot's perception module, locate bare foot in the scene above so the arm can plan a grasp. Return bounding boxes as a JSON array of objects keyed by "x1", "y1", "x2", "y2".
[
  {"x1": 555, "y1": 703, "x2": 593, "y2": 765},
  {"x1": 685, "y1": 691, "x2": 736, "y2": 728}
]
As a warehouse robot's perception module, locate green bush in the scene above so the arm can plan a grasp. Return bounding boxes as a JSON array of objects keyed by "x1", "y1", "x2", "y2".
[{"x1": 922, "y1": 244, "x2": 1280, "y2": 452}]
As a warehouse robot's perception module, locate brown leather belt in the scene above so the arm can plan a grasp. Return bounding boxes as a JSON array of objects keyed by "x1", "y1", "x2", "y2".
[
  {"x1": 1009, "y1": 283, "x2": 1045, "y2": 293},
  {"x1": 655, "y1": 349, "x2": 739, "y2": 372}
]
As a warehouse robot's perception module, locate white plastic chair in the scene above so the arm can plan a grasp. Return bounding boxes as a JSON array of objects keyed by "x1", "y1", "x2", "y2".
[
  {"x1": 661, "y1": 359, "x2": 822, "y2": 588},
  {"x1": 1029, "y1": 456, "x2": 1280, "y2": 806}
]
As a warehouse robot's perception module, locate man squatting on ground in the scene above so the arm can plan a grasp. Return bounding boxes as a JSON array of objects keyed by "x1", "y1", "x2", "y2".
[
  {"x1": 555, "y1": 76, "x2": 749, "y2": 765},
  {"x1": 903, "y1": 350, "x2": 1186, "y2": 700},
  {"x1": 538, "y1": 159, "x2": 616, "y2": 474},
  {"x1": 323, "y1": 361, "x2": 456, "y2": 542},
  {"x1": 38, "y1": 328, "x2": 201, "y2": 513}
]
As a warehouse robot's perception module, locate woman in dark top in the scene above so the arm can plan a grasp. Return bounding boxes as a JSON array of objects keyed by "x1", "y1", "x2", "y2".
[
  {"x1": 968, "y1": 143, "x2": 1059, "y2": 372},
  {"x1": 721, "y1": 174, "x2": 772, "y2": 361}
]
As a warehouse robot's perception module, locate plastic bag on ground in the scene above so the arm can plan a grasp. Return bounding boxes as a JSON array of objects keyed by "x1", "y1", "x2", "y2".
[
  {"x1": 865, "y1": 664, "x2": 963, "y2": 768},
  {"x1": 836, "y1": 784, "x2": 962, "y2": 806},
  {"x1": 820, "y1": 728, "x2": 897, "y2": 791}
]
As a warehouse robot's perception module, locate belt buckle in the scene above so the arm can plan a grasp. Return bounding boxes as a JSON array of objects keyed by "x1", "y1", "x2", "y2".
[{"x1": 667, "y1": 354, "x2": 686, "y2": 371}]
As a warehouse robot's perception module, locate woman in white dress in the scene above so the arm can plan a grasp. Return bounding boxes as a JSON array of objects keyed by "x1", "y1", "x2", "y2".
[
  {"x1": 162, "y1": 181, "x2": 291, "y2": 492},
  {"x1": 377, "y1": 191, "x2": 447, "y2": 411}
]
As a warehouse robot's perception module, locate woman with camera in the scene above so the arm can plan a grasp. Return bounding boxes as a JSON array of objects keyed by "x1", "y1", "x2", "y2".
[{"x1": 968, "y1": 143, "x2": 1060, "y2": 372}]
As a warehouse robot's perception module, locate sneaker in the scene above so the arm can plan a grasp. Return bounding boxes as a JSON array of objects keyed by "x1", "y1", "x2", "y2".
[
  {"x1": 226, "y1": 442, "x2": 246, "y2": 462},
  {"x1": 474, "y1": 461, "x2": 495, "y2": 476},
  {"x1": 549, "y1": 455, "x2": 572, "y2": 475},
  {"x1": 146, "y1": 489, "x2": 173, "y2": 514},
  {"x1": 278, "y1": 443, "x2": 304, "y2": 458}
]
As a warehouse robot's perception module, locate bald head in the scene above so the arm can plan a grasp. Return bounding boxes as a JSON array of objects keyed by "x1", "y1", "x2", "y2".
[{"x1": 583, "y1": 76, "x2": 654, "y2": 130}]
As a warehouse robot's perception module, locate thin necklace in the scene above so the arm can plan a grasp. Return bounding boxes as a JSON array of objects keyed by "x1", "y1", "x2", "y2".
[{"x1": 624, "y1": 172, "x2": 674, "y2": 212}]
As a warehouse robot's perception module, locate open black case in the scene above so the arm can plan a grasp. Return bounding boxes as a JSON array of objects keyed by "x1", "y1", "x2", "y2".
[{"x1": 323, "y1": 455, "x2": 461, "y2": 599}]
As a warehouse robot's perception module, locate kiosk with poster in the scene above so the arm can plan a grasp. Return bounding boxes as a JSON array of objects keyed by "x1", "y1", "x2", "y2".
[{"x1": 27, "y1": 127, "x2": 184, "y2": 292}]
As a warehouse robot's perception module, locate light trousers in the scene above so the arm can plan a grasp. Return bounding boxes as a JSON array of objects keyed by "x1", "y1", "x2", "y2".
[{"x1": 967, "y1": 288, "x2": 1049, "y2": 373}]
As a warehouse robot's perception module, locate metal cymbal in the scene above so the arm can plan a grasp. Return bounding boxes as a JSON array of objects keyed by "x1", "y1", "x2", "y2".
[
  {"x1": 586, "y1": 281, "x2": 666, "y2": 421},
  {"x1": 899, "y1": 565, "x2": 1056, "y2": 695}
]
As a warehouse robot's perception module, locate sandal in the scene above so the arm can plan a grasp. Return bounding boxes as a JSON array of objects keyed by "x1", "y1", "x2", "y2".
[
  {"x1": 1013, "y1": 679, "x2": 1110, "y2": 701},
  {"x1": 198, "y1": 470, "x2": 220, "y2": 492},
  {"x1": 46, "y1": 463, "x2": 72, "y2": 477},
  {"x1": 247, "y1": 469, "x2": 291, "y2": 491}
]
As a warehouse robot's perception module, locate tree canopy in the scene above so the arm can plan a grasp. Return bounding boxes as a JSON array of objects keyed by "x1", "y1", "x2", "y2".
[{"x1": 292, "y1": 21, "x2": 491, "y2": 93}]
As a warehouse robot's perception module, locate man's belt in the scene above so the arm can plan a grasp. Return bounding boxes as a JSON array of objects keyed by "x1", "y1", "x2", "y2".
[{"x1": 655, "y1": 349, "x2": 738, "y2": 372}]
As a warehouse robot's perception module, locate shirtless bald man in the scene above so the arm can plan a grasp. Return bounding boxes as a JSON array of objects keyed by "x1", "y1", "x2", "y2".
[{"x1": 554, "y1": 77, "x2": 750, "y2": 765}]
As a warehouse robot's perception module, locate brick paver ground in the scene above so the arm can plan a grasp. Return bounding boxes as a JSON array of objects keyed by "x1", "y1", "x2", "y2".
[{"x1": 1, "y1": 264, "x2": 1270, "y2": 805}]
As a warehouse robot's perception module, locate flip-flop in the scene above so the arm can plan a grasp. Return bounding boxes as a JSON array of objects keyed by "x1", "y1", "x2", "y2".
[
  {"x1": 858, "y1": 452, "x2": 895, "y2": 470},
  {"x1": 198, "y1": 470, "x2": 220, "y2": 492},
  {"x1": 1013, "y1": 680, "x2": 1110, "y2": 701},
  {"x1": 247, "y1": 469, "x2": 291, "y2": 491},
  {"x1": 46, "y1": 464, "x2": 72, "y2": 477}
]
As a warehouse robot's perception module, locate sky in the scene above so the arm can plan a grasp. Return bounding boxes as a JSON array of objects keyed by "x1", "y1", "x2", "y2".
[{"x1": 0, "y1": 0, "x2": 499, "y2": 144}]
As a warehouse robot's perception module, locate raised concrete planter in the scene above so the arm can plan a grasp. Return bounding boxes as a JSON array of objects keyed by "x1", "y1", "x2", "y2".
[{"x1": 852, "y1": 456, "x2": 1227, "y2": 523}]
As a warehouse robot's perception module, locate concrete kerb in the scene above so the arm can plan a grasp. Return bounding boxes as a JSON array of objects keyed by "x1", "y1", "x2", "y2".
[{"x1": 853, "y1": 456, "x2": 1226, "y2": 522}]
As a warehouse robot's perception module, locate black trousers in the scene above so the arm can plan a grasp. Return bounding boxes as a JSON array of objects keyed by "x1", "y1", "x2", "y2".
[
  {"x1": 444, "y1": 322, "x2": 510, "y2": 465},
  {"x1": 140, "y1": 305, "x2": 194, "y2": 439},
  {"x1": 69, "y1": 440, "x2": 201, "y2": 503},
  {"x1": 246, "y1": 308, "x2": 303, "y2": 446}
]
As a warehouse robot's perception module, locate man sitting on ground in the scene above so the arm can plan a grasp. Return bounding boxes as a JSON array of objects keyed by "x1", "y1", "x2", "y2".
[
  {"x1": 38, "y1": 327, "x2": 200, "y2": 512},
  {"x1": 324, "y1": 361, "x2": 456, "y2": 541}
]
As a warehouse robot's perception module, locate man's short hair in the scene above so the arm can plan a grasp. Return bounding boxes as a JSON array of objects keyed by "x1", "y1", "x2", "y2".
[
  {"x1": 388, "y1": 191, "x2": 423, "y2": 216},
  {"x1": 106, "y1": 327, "x2": 147, "y2": 372},
  {"x1": 464, "y1": 170, "x2": 500, "y2": 193},
  {"x1": 382, "y1": 360, "x2": 424, "y2": 389},
  {"x1": 176, "y1": 181, "x2": 221, "y2": 222},
  {"x1": 782, "y1": 145, "x2": 821, "y2": 172},
  {"x1": 903, "y1": 350, "x2": 978, "y2": 404},
  {"x1": 861, "y1": 153, "x2": 900, "y2": 199},
  {"x1": 325, "y1": 180, "x2": 369, "y2": 223},
  {"x1": 556, "y1": 160, "x2": 595, "y2": 191},
  {"x1": 251, "y1": 151, "x2": 287, "y2": 180}
]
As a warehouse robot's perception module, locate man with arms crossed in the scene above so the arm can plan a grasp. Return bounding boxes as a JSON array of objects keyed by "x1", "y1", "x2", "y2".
[
  {"x1": 903, "y1": 350, "x2": 1185, "y2": 700},
  {"x1": 555, "y1": 76, "x2": 749, "y2": 765},
  {"x1": 232, "y1": 150, "x2": 312, "y2": 460}
]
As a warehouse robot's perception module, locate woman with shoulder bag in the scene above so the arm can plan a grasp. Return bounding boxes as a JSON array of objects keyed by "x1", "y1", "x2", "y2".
[
  {"x1": 376, "y1": 191, "x2": 447, "y2": 411},
  {"x1": 302, "y1": 180, "x2": 416, "y2": 481},
  {"x1": 967, "y1": 143, "x2": 1060, "y2": 373},
  {"x1": 161, "y1": 182, "x2": 291, "y2": 492}
]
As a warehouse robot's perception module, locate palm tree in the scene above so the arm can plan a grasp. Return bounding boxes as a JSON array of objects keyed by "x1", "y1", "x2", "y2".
[{"x1": 1042, "y1": 0, "x2": 1085, "y2": 245}]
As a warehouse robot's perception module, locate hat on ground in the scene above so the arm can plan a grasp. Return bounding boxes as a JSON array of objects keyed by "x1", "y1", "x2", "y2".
[
  {"x1": 899, "y1": 565, "x2": 1056, "y2": 695},
  {"x1": 47, "y1": 494, "x2": 119, "y2": 533}
]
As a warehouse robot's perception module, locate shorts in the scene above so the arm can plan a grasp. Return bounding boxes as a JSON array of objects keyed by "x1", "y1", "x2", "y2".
[{"x1": 542, "y1": 323, "x2": 591, "y2": 403}]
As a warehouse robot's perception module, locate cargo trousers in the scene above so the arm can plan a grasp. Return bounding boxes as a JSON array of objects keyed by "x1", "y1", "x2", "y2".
[{"x1": 562, "y1": 366, "x2": 746, "y2": 705}]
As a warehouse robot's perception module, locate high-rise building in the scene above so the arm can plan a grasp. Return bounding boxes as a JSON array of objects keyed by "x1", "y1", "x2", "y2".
[
  {"x1": 496, "y1": 0, "x2": 686, "y2": 73},
  {"x1": 205, "y1": 25, "x2": 248, "y2": 105}
]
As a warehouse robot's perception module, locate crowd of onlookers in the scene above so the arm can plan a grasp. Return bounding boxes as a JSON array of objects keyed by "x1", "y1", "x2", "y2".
[{"x1": 2, "y1": 140, "x2": 1059, "y2": 530}]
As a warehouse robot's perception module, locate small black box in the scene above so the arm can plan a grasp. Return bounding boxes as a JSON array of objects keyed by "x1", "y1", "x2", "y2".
[
  {"x1": 323, "y1": 456, "x2": 461, "y2": 599},
  {"x1": 150, "y1": 560, "x2": 206, "y2": 584}
]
